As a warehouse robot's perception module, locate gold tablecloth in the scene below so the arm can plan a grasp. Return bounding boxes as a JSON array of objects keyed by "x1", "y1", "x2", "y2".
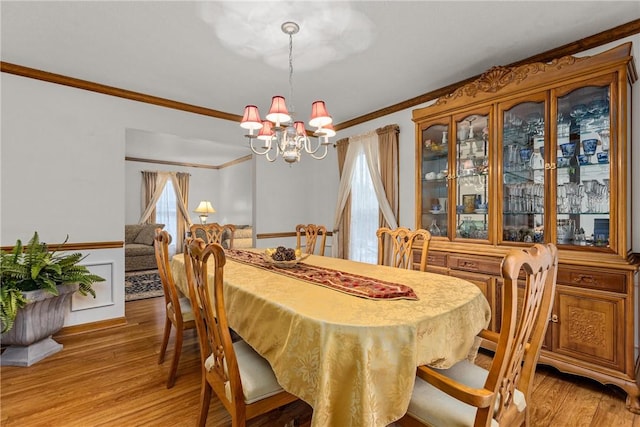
[{"x1": 171, "y1": 252, "x2": 491, "y2": 427}]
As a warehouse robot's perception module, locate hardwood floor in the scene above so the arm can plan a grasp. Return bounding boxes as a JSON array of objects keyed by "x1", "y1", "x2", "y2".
[{"x1": 1, "y1": 296, "x2": 638, "y2": 426}]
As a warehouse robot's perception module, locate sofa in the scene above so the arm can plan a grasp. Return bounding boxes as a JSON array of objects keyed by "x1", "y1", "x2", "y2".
[
  {"x1": 125, "y1": 223, "x2": 164, "y2": 272},
  {"x1": 222, "y1": 225, "x2": 253, "y2": 249}
]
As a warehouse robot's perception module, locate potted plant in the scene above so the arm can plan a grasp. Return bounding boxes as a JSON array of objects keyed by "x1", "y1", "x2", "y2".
[{"x1": 0, "y1": 232, "x2": 105, "y2": 366}]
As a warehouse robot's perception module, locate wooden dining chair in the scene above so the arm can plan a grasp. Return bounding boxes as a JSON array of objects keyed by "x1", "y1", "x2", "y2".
[
  {"x1": 153, "y1": 229, "x2": 196, "y2": 389},
  {"x1": 184, "y1": 238, "x2": 299, "y2": 427},
  {"x1": 398, "y1": 243, "x2": 558, "y2": 427},
  {"x1": 376, "y1": 227, "x2": 432, "y2": 272},
  {"x1": 295, "y1": 224, "x2": 327, "y2": 256},
  {"x1": 190, "y1": 223, "x2": 236, "y2": 248}
]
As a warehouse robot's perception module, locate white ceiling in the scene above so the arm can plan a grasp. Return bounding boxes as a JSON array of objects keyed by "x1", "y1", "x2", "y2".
[{"x1": 2, "y1": 1, "x2": 639, "y2": 163}]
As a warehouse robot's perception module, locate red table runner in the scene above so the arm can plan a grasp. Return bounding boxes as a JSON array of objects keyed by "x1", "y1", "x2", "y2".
[{"x1": 225, "y1": 249, "x2": 418, "y2": 301}]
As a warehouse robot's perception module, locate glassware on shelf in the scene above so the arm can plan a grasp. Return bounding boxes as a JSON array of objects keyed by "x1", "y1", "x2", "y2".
[
  {"x1": 583, "y1": 180, "x2": 599, "y2": 212},
  {"x1": 597, "y1": 151, "x2": 609, "y2": 164},
  {"x1": 599, "y1": 129, "x2": 610, "y2": 152},
  {"x1": 505, "y1": 144, "x2": 519, "y2": 169},
  {"x1": 525, "y1": 111, "x2": 544, "y2": 135},
  {"x1": 457, "y1": 217, "x2": 476, "y2": 238},
  {"x1": 582, "y1": 138, "x2": 598, "y2": 163},
  {"x1": 564, "y1": 182, "x2": 584, "y2": 214},
  {"x1": 519, "y1": 147, "x2": 533, "y2": 168},
  {"x1": 557, "y1": 113, "x2": 570, "y2": 137},
  {"x1": 530, "y1": 150, "x2": 544, "y2": 170},
  {"x1": 557, "y1": 219, "x2": 575, "y2": 244},
  {"x1": 429, "y1": 220, "x2": 441, "y2": 237},
  {"x1": 559, "y1": 142, "x2": 577, "y2": 158}
]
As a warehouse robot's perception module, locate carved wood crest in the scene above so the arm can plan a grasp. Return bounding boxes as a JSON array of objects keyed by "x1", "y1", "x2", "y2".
[{"x1": 435, "y1": 54, "x2": 587, "y2": 106}]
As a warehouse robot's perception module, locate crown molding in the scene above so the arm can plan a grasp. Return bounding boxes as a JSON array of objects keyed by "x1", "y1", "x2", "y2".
[{"x1": 125, "y1": 154, "x2": 251, "y2": 170}]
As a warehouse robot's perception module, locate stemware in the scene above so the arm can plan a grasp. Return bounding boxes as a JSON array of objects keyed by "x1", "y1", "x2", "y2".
[
  {"x1": 557, "y1": 113, "x2": 570, "y2": 137},
  {"x1": 525, "y1": 111, "x2": 544, "y2": 135}
]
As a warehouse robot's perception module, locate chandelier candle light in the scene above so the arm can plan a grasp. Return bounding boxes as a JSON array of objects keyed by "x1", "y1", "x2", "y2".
[
  {"x1": 240, "y1": 21, "x2": 336, "y2": 163},
  {"x1": 194, "y1": 200, "x2": 216, "y2": 224}
]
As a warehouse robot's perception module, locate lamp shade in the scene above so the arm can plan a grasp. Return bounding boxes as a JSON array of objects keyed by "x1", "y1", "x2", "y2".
[
  {"x1": 293, "y1": 121, "x2": 307, "y2": 136},
  {"x1": 240, "y1": 105, "x2": 263, "y2": 131},
  {"x1": 194, "y1": 200, "x2": 216, "y2": 214},
  {"x1": 265, "y1": 96, "x2": 291, "y2": 125},
  {"x1": 314, "y1": 122, "x2": 336, "y2": 138},
  {"x1": 257, "y1": 120, "x2": 275, "y2": 141},
  {"x1": 309, "y1": 100, "x2": 332, "y2": 128}
]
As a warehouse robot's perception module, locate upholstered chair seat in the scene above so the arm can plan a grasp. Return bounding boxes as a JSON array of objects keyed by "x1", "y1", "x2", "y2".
[
  {"x1": 205, "y1": 340, "x2": 286, "y2": 405},
  {"x1": 407, "y1": 361, "x2": 526, "y2": 427}
]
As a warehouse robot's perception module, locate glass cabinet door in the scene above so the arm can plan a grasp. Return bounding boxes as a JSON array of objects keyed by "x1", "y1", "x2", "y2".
[
  {"x1": 454, "y1": 112, "x2": 490, "y2": 241},
  {"x1": 420, "y1": 122, "x2": 449, "y2": 237},
  {"x1": 555, "y1": 83, "x2": 611, "y2": 248},
  {"x1": 500, "y1": 99, "x2": 546, "y2": 244}
]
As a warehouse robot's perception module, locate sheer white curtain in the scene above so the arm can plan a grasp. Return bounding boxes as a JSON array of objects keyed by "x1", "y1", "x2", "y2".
[
  {"x1": 155, "y1": 179, "x2": 178, "y2": 253},
  {"x1": 332, "y1": 131, "x2": 398, "y2": 262},
  {"x1": 349, "y1": 146, "x2": 378, "y2": 263},
  {"x1": 140, "y1": 172, "x2": 193, "y2": 234}
]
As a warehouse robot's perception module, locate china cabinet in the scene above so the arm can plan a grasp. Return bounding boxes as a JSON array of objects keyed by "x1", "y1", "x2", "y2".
[{"x1": 413, "y1": 43, "x2": 640, "y2": 411}]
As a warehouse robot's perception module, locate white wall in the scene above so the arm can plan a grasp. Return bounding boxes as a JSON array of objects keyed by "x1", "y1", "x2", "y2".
[
  {"x1": 218, "y1": 158, "x2": 253, "y2": 226},
  {"x1": 252, "y1": 143, "x2": 339, "y2": 249},
  {"x1": 124, "y1": 127, "x2": 253, "y2": 226},
  {"x1": 0, "y1": 72, "x2": 252, "y2": 326}
]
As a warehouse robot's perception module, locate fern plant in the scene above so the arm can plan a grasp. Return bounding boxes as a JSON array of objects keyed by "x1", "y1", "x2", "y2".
[{"x1": 0, "y1": 232, "x2": 104, "y2": 333}]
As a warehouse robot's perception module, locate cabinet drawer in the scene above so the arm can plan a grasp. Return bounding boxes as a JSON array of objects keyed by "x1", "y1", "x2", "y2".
[
  {"x1": 412, "y1": 250, "x2": 447, "y2": 268},
  {"x1": 426, "y1": 251, "x2": 447, "y2": 267},
  {"x1": 449, "y1": 255, "x2": 502, "y2": 275},
  {"x1": 557, "y1": 267, "x2": 626, "y2": 293}
]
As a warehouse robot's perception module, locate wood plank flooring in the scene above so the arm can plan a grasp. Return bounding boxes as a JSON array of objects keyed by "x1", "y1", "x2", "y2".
[{"x1": 1, "y1": 296, "x2": 638, "y2": 426}]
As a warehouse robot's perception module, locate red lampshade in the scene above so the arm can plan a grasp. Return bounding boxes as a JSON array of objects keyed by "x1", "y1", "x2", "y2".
[
  {"x1": 293, "y1": 121, "x2": 306, "y2": 136},
  {"x1": 265, "y1": 96, "x2": 291, "y2": 124},
  {"x1": 257, "y1": 120, "x2": 275, "y2": 141},
  {"x1": 314, "y1": 122, "x2": 336, "y2": 138},
  {"x1": 309, "y1": 100, "x2": 332, "y2": 128},
  {"x1": 240, "y1": 105, "x2": 263, "y2": 130}
]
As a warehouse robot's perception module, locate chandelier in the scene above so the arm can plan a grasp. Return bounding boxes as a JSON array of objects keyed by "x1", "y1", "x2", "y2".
[{"x1": 240, "y1": 21, "x2": 335, "y2": 163}]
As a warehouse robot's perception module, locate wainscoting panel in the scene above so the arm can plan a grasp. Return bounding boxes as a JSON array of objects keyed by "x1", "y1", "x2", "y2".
[{"x1": 71, "y1": 261, "x2": 114, "y2": 311}]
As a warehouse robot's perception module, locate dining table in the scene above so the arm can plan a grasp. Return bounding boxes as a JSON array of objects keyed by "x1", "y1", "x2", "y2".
[{"x1": 171, "y1": 248, "x2": 491, "y2": 427}]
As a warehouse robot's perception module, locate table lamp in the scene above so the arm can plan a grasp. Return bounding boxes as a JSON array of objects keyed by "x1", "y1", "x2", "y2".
[{"x1": 194, "y1": 200, "x2": 215, "y2": 224}]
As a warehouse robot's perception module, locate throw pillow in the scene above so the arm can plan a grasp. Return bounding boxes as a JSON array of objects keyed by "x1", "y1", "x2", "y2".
[
  {"x1": 134, "y1": 223, "x2": 165, "y2": 246},
  {"x1": 125, "y1": 224, "x2": 146, "y2": 244}
]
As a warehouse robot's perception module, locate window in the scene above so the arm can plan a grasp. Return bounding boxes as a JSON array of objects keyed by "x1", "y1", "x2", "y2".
[
  {"x1": 156, "y1": 179, "x2": 178, "y2": 253},
  {"x1": 349, "y1": 148, "x2": 378, "y2": 264}
]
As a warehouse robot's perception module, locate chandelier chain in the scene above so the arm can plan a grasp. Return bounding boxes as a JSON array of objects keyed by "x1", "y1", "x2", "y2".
[{"x1": 288, "y1": 32, "x2": 294, "y2": 116}]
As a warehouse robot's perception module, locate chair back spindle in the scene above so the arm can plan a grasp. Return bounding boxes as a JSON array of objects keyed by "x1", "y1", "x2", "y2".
[
  {"x1": 376, "y1": 227, "x2": 432, "y2": 272},
  {"x1": 295, "y1": 224, "x2": 327, "y2": 256},
  {"x1": 190, "y1": 223, "x2": 236, "y2": 248}
]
